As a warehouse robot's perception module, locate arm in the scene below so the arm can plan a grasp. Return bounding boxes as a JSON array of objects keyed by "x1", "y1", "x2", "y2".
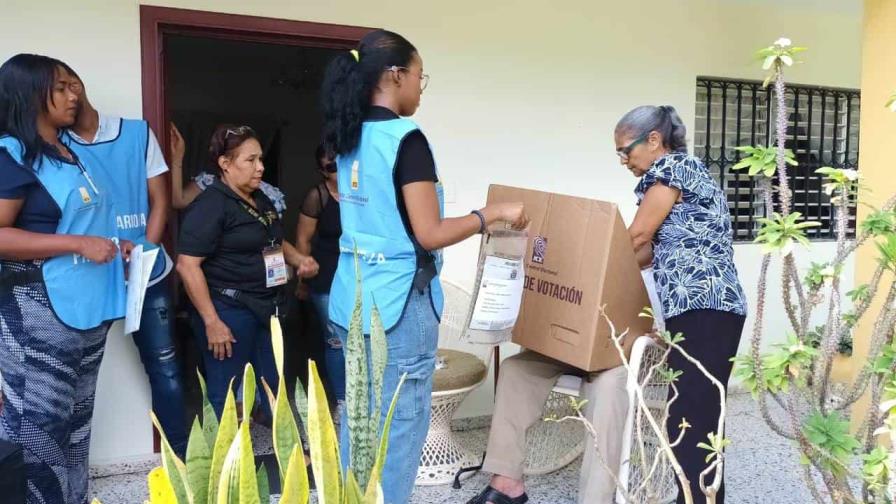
[
  {"x1": 282, "y1": 240, "x2": 319, "y2": 278},
  {"x1": 0, "y1": 199, "x2": 117, "y2": 262},
  {"x1": 628, "y1": 184, "x2": 679, "y2": 254},
  {"x1": 296, "y1": 214, "x2": 317, "y2": 256},
  {"x1": 169, "y1": 123, "x2": 202, "y2": 209},
  {"x1": 402, "y1": 182, "x2": 528, "y2": 251},
  {"x1": 176, "y1": 254, "x2": 235, "y2": 360}
]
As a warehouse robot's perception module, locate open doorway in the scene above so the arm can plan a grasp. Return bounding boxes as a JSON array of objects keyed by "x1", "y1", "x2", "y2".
[
  {"x1": 165, "y1": 33, "x2": 340, "y2": 417},
  {"x1": 140, "y1": 5, "x2": 371, "y2": 449}
]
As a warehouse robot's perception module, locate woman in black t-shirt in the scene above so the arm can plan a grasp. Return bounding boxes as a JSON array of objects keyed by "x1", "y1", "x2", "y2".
[
  {"x1": 177, "y1": 124, "x2": 318, "y2": 418},
  {"x1": 296, "y1": 144, "x2": 344, "y2": 409}
]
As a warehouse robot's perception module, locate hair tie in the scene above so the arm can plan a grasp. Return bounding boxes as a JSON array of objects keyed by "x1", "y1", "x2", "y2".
[{"x1": 350, "y1": 49, "x2": 360, "y2": 62}]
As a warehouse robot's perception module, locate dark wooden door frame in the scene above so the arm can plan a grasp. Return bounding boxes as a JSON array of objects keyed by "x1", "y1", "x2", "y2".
[
  {"x1": 140, "y1": 5, "x2": 373, "y2": 138},
  {"x1": 138, "y1": 4, "x2": 371, "y2": 451}
]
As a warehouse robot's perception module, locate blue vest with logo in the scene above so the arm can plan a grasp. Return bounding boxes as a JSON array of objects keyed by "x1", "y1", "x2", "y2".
[
  {"x1": 0, "y1": 136, "x2": 126, "y2": 330},
  {"x1": 329, "y1": 118, "x2": 444, "y2": 333},
  {"x1": 63, "y1": 119, "x2": 168, "y2": 281}
]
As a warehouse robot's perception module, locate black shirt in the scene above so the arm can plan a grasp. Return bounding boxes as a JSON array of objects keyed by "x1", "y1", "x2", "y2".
[
  {"x1": 300, "y1": 182, "x2": 341, "y2": 294},
  {"x1": 179, "y1": 179, "x2": 285, "y2": 298},
  {"x1": 0, "y1": 149, "x2": 65, "y2": 233},
  {"x1": 365, "y1": 106, "x2": 439, "y2": 241}
]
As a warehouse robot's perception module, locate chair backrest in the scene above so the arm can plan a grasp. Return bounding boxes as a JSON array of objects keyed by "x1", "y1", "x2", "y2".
[
  {"x1": 437, "y1": 279, "x2": 495, "y2": 364},
  {"x1": 616, "y1": 336, "x2": 678, "y2": 504}
]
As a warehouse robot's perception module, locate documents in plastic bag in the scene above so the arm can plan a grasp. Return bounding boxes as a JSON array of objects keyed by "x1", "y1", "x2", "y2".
[{"x1": 464, "y1": 229, "x2": 528, "y2": 344}]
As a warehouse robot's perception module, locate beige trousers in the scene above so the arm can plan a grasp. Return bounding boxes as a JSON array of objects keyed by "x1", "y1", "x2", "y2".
[{"x1": 482, "y1": 351, "x2": 629, "y2": 504}]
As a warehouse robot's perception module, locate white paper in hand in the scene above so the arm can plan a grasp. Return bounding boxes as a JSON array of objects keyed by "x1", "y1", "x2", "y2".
[{"x1": 125, "y1": 245, "x2": 159, "y2": 334}]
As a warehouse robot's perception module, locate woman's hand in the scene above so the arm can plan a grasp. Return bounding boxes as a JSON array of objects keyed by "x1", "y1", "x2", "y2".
[
  {"x1": 486, "y1": 202, "x2": 530, "y2": 230},
  {"x1": 169, "y1": 122, "x2": 186, "y2": 165},
  {"x1": 296, "y1": 256, "x2": 319, "y2": 279},
  {"x1": 119, "y1": 239, "x2": 135, "y2": 263},
  {"x1": 205, "y1": 317, "x2": 236, "y2": 360},
  {"x1": 77, "y1": 236, "x2": 119, "y2": 263}
]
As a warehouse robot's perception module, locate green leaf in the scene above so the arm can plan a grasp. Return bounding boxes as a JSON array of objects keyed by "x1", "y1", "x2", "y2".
[
  {"x1": 365, "y1": 373, "x2": 406, "y2": 500},
  {"x1": 256, "y1": 465, "x2": 270, "y2": 504},
  {"x1": 185, "y1": 419, "x2": 211, "y2": 504},
  {"x1": 197, "y1": 371, "x2": 219, "y2": 451},
  {"x1": 279, "y1": 446, "x2": 310, "y2": 504},
  {"x1": 208, "y1": 381, "x2": 239, "y2": 504},
  {"x1": 150, "y1": 412, "x2": 192, "y2": 504},
  {"x1": 367, "y1": 301, "x2": 388, "y2": 490},
  {"x1": 241, "y1": 364, "x2": 257, "y2": 426},
  {"x1": 346, "y1": 250, "x2": 372, "y2": 487},
  {"x1": 238, "y1": 420, "x2": 260, "y2": 503},
  {"x1": 308, "y1": 361, "x2": 342, "y2": 504},
  {"x1": 273, "y1": 379, "x2": 301, "y2": 484},
  {"x1": 344, "y1": 470, "x2": 364, "y2": 504},
  {"x1": 294, "y1": 381, "x2": 310, "y2": 435}
]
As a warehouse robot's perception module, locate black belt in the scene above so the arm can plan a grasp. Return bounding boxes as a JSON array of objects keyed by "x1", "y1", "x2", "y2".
[
  {"x1": 0, "y1": 269, "x2": 42, "y2": 290},
  {"x1": 214, "y1": 287, "x2": 284, "y2": 321}
]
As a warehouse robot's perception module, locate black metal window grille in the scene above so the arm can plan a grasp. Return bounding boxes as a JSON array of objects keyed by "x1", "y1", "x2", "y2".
[{"x1": 694, "y1": 77, "x2": 860, "y2": 241}]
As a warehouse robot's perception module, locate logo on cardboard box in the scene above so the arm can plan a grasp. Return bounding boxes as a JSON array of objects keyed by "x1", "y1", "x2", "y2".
[{"x1": 532, "y1": 236, "x2": 547, "y2": 264}]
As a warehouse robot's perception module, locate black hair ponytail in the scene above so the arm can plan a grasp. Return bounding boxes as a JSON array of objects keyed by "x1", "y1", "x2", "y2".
[{"x1": 320, "y1": 30, "x2": 418, "y2": 156}]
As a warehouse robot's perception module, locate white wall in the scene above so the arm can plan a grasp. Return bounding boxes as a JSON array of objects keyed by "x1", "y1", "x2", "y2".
[{"x1": 0, "y1": 0, "x2": 862, "y2": 460}]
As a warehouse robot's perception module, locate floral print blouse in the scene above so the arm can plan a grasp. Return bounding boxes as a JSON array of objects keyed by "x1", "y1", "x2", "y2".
[{"x1": 634, "y1": 152, "x2": 748, "y2": 319}]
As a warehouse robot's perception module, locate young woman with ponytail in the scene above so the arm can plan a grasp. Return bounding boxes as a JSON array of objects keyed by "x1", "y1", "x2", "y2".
[
  {"x1": 320, "y1": 29, "x2": 528, "y2": 504},
  {"x1": 615, "y1": 105, "x2": 747, "y2": 504}
]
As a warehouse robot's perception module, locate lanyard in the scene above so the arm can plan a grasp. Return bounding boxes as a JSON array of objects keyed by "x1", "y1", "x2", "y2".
[{"x1": 238, "y1": 200, "x2": 278, "y2": 245}]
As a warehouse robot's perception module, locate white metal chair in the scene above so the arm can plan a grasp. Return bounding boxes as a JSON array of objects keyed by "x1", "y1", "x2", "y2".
[
  {"x1": 521, "y1": 335, "x2": 676, "y2": 504},
  {"x1": 522, "y1": 374, "x2": 587, "y2": 475},
  {"x1": 416, "y1": 280, "x2": 494, "y2": 486},
  {"x1": 615, "y1": 336, "x2": 677, "y2": 504}
]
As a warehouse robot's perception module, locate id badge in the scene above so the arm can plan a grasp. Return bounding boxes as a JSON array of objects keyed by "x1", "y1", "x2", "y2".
[{"x1": 263, "y1": 246, "x2": 288, "y2": 288}]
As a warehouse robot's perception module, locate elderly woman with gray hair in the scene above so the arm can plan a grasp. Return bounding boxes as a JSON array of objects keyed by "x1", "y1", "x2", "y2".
[{"x1": 616, "y1": 105, "x2": 747, "y2": 504}]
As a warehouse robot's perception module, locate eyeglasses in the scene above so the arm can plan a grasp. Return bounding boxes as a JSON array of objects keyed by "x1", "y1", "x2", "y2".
[
  {"x1": 388, "y1": 66, "x2": 430, "y2": 90},
  {"x1": 225, "y1": 125, "x2": 255, "y2": 138},
  {"x1": 616, "y1": 134, "x2": 648, "y2": 161},
  {"x1": 322, "y1": 162, "x2": 337, "y2": 173}
]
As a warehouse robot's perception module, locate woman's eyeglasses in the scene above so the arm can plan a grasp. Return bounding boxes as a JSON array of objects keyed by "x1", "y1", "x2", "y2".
[
  {"x1": 322, "y1": 162, "x2": 337, "y2": 173},
  {"x1": 387, "y1": 66, "x2": 430, "y2": 90},
  {"x1": 616, "y1": 134, "x2": 648, "y2": 161}
]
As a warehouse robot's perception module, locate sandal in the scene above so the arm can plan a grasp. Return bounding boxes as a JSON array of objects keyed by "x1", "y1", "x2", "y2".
[{"x1": 466, "y1": 485, "x2": 529, "y2": 504}]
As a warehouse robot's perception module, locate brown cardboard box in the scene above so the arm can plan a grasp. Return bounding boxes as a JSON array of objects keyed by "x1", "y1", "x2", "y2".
[{"x1": 487, "y1": 184, "x2": 653, "y2": 371}]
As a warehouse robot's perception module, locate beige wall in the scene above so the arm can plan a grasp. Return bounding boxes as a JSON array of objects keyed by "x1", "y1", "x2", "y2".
[
  {"x1": 843, "y1": 0, "x2": 896, "y2": 419},
  {"x1": 0, "y1": 0, "x2": 862, "y2": 464}
]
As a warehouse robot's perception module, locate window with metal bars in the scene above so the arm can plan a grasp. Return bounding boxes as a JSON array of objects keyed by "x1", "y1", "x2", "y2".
[{"x1": 694, "y1": 77, "x2": 860, "y2": 241}]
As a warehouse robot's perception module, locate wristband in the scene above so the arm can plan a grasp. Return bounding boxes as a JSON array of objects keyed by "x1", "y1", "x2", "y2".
[{"x1": 471, "y1": 210, "x2": 486, "y2": 234}]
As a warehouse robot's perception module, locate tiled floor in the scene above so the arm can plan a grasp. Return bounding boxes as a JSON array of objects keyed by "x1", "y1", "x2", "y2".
[{"x1": 89, "y1": 391, "x2": 815, "y2": 503}]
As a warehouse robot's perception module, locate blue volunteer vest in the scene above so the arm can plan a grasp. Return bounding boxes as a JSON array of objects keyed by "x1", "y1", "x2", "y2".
[
  {"x1": 63, "y1": 119, "x2": 168, "y2": 281},
  {"x1": 0, "y1": 135, "x2": 126, "y2": 330},
  {"x1": 329, "y1": 118, "x2": 444, "y2": 333}
]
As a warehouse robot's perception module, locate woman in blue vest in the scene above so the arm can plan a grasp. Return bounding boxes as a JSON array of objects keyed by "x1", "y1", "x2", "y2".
[
  {"x1": 320, "y1": 30, "x2": 528, "y2": 504},
  {"x1": 617, "y1": 105, "x2": 747, "y2": 504},
  {"x1": 0, "y1": 54, "x2": 128, "y2": 504}
]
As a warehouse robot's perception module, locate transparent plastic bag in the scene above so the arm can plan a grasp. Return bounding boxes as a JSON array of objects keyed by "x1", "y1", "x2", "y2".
[{"x1": 464, "y1": 229, "x2": 529, "y2": 344}]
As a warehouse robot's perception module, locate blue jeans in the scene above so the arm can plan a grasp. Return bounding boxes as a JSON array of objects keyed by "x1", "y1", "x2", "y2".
[
  {"x1": 133, "y1": 281, "x2": 187, "y2": 457},
  {"x1": 191, "y1": 298, "x2": 279, "y2": 419},
  {"x1": 334, "y1": 288, "x2": 438, "y2": 504},
  {"x1": 310, "y1": 292, "x2": 345, "y2": 402}
]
